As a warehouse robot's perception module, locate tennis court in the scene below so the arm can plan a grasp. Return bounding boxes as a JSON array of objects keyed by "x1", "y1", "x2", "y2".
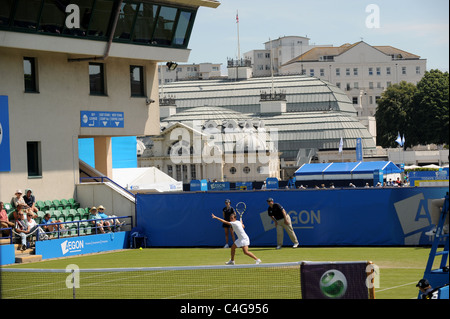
[{"x1": 0, "y1": 246, "x2": 437, "y2": 299}]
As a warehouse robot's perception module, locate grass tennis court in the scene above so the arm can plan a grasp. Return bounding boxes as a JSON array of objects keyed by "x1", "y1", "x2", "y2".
[{"x1": 1, "y1": 246, "x2": 440, "y2": 299}]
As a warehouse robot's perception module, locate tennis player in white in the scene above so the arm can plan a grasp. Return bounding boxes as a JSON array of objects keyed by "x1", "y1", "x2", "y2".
[{"x1": 212, "y1": 212, "x2": 261, "y2": 265}]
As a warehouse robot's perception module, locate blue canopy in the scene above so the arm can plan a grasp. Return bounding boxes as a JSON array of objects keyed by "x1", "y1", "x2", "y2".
[{"x1": 295, "y1": 161, "x2": 401, "y2": 180}]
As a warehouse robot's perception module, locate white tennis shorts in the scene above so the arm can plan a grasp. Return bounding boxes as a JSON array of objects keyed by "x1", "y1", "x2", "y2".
[{"x1": 235, "y1": 238, "x2": 250, "y2": 248}]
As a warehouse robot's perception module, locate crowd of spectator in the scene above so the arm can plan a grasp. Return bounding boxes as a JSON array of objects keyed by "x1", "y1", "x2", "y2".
[{"x1": 0, "y1": 189, "x2": 123, "y2": 250}]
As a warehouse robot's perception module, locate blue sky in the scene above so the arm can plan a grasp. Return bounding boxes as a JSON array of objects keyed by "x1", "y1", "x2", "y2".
[{"x1": 187, "y1": 0, "x2": 449, "y2": 72}]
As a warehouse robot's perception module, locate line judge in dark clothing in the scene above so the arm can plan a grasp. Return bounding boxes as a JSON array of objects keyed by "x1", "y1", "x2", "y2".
[
  {"x1": 222, "y1": 199, "x2": 236, "y2": 248},
  {"x1": 267, "y1": 198, "x2": 299, "y2": 249}
]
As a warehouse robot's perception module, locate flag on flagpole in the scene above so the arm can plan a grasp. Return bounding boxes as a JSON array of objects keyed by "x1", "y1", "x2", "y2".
[
  {"x1": 236, "y1": 11, "x2": 239, "y2": 23},
  {"x1": 339, "y1": 137, "x2": 343, "y2": 153},
  {"x1": 402, "y1": 134, "x2": 405, "y2": 147},
  {"x1": 395, "y1": 132, "x2": 403, "y2": 146}
]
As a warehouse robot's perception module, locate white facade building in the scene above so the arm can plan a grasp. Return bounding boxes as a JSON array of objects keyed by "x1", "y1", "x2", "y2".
[
  {"x1": 244, "y1": 36, "x2": 331, "y2": 77},
  {"x1": 138, "y1": 116, "x2": 281, "y2": 184},
  {"x1": 280, "y1": 41, "x2": 427, "y2": 117},
  {"x1": 159, "y1": 62, "x2": 222, "y2": 83}
]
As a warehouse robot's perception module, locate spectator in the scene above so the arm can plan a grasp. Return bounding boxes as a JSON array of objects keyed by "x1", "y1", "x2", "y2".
[
  {"x1": 89, "y1": 207, "x2": 111, "y2": 233},
  {"x1": 11, "y1": 190, "x2": 27, "y2": 209},
  {"x1": 14, "y1": 210, "x2": 29, "y2": 251},
  {"x1": 97, "y1": 205, "x2": 122, "y2": 229},
  {"x1": 23, "y1": 189, "x2": 39, "y2": 214},
  {"x1": 41, "y1": 212, "x2": 66, "y2": 235},
  {"x1": 26, "y1": 212, "x2": 48, "y2": 240},
  {"x1": 416, "y1": 279, "x2": 439, "y2": 299},
  {"x1": 0, "y1": 201, "x2": 15, "y2": 237}
]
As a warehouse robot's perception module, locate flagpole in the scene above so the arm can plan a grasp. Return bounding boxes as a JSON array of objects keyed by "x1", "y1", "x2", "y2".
[{"x1": 236, "y1": 10, "x2": 240, "y2": 61}]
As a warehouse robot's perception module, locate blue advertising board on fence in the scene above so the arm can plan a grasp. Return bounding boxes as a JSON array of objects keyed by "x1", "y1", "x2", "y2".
[
  {"x1": 35, "y1": 232, "x2": 129, "y2": 260},
  {"x1": 266, "y1": 177, "x2": 279, "y2": 189},
  {"x1": 409, "y1": 170, "x2": 449, "y2": 186},
  {"x1": 0, "y1": 96, "x2": 11, "y2": 172},
  {"x1": 136, "y1": 186, "x2": 448, "y2": 247}
]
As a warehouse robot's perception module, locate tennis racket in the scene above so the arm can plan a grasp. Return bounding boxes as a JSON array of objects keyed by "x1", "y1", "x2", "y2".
[{"x1": 235, "y1": 202, "x2": 246, "y2": 220}]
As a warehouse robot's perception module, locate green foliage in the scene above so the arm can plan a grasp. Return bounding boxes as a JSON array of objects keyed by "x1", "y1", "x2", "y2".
[
  {"x1": 375, "y1": 69, "x2": 449, "y2": 148},
  {"x1": 375, "y1": 81, "x2": 416, "y2": 147}
]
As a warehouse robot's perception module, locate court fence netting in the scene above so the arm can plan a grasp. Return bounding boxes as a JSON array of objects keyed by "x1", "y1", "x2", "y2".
[{"x1": 1, "y1": 261, "x2": 375, "y2": 299}]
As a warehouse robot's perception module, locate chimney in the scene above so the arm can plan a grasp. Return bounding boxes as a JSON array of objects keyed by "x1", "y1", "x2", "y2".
[
  {"x1": 227, "y1": 58, "x2": 252, "y2": 80},
  {"x1": 259, "y1": 90, "x2": 287, "y2": 114},
  {"x1": 159, "y1": 95, "x2": 177, "y2": 119}
]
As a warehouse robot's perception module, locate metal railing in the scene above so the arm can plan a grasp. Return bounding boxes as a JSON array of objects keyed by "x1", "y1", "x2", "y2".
[
  {"x1": 80, "y1": 176, "x2": 135, "y2": 198},
  {"x1": 0, "y1": 216, "x2": 132, "y2": 244}
]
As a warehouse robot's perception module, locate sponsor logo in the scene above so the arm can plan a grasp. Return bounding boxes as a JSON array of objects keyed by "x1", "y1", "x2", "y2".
[
  {"x1": 319, "y1": 269, "x2": 348, "y2": 299},
  {"x1": 260, "y1": 209, "x2": 321, "y2": 232},
  {"x1": 61, "y1": 239, "x2": 84, "y2": 255}
]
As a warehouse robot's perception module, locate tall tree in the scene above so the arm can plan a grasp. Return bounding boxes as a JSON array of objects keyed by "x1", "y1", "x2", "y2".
[
  {"x1": 409, "y1": 69, "x2": 449, "y2": 146},
  {"x1": 375, "y1": 81, "x2": 416, "y2": 148}
]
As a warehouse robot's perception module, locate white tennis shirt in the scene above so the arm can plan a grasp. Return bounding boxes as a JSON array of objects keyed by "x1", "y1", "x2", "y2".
[{"x1": 230, "y1": 220, "x2": 249, "y2": 241}]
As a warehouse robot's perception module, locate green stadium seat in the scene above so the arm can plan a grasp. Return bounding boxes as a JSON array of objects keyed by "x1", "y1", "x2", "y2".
[
  {"x1": 4, "y1": 202, "x2": 14, "y2": 214},
  {"x1": 51, "y1": 210, "x2": 61, "y2": 220},
  {"x1": 52, "y1": 199, "x2": 64, "y2": 211},
  {"x1": 69, "y1": 225, "x2": 79, "y2": 236},
  {"x1": 44, "y1": 200, "x2": 54, "y2": 210},
  {"x1": 36, "y1": 200, "x2": 48, "y2": 212},
  {"x1": 60, "y1": 199, "x2": 72, "y2": 210},
  {"x1": 66, "y1": 209, "x2": 77, "y2": 222},
  {"x1": 78, "y1": 208, "x2": 89, "y2": 220},
  {"x1": 61, "y1": 209, "x2": 70, "y2": 220},
  {"x1": 36, "y1": 211, "x2": 46, "y2": 224},
  {"x1": 68, "y1": 198, "x2": 80, "y2": 209}
]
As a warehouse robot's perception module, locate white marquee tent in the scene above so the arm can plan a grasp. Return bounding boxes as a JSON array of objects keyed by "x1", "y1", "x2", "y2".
[{"x1": 113, "y1": 167, "x2": 182, "y2": 193}]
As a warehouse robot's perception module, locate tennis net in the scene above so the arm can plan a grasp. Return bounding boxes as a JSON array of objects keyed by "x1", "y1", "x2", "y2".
[{"x1": 1, "y1": 262, "x2": 302, "y2": 299}]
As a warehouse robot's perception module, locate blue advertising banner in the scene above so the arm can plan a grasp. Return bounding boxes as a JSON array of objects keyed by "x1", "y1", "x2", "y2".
[
  {"x1": 266, "y1": 177, "x2": 279, "y2": 189},
  {"x1": 0, "y1": 244, "x2": 15, "y2": 265},
  {"x1": 0, "y1": 96, "x2": 11, "y2": 172},
  {"x1": 208, "y1": 182, "x2": 230, "y2": 191},
  {"x1": 136, "y1": 186, "x2": 448, "y2": 247},
  {"x1": 36, "y1": 232, "x2": 129, "y2": 260},
  {"x1": 236, "y1": 181, "x2": 253, "y2": 190},
  {"x1": 190, "y1": 179, "x2": 208, "y2": 191},
  {"x1": 356, "y1": 138, "x2": 363, "y2": 161},
  {"x1": 409, "y1": 170, "x2": 449, "y2": 186}
]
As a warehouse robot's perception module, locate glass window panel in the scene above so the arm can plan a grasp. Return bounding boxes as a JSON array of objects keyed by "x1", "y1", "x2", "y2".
[
  {"x1": 132, "y1": 3, "x2": 157, "y2": 44},
  {"x1": 89, "y1": 63, "x2": 105, "y2": 95},
  {"x1": 130, "y1": 65, "x2": 144, "y2": 97},
  {"x1": 0, "y1": 0, "x2": 15, "y2": 26},
  {"x1": 38, "y1": 0, "x2": 66, "y2": 34},
  {"x1": 13, "y1": 0, "x2": 42, "y2": 30},
  {"x1": 24, "y1": 57, "x2": 38, "y2": 93},
  {"x1": 152, "y1": 6, "x2": 177, "y2": 45},
  {"x1": 88, "y1": 0, "x2": 114, "y2": 37},
  {"x1": 173, "y1": 10, "x2": 191, "y2": 46},
  {"x1": 114, "y1": 1, "x2": 138, "y2": 40},
  {"x1": 62, "y1": 0, "x2": 94, "y2": 36},
  {"x1": 27, "y1": 141, "x2": 42, "y2": 177}
]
